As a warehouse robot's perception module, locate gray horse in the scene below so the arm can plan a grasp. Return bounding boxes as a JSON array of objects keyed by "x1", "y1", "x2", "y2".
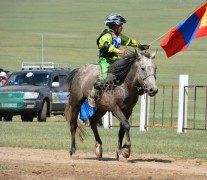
[{"x1": 65, "y1": 50, "x2": 158, "y2": 159}]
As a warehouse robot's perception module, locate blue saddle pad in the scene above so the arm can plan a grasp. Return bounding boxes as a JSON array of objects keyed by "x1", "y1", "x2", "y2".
[{"x1": 80, "y1": 99, "x2": 94, "y2": 120}]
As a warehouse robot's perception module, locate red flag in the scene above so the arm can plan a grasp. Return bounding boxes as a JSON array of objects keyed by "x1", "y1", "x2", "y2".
[
  {"x1": 160, "y1": 3, "x2": 207, "y2": 58},
  {"x1": 195, "y1": 6, "x2": 207, "y2": 38}
]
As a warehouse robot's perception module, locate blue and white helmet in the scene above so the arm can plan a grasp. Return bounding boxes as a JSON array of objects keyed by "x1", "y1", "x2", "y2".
[{"x1": 105, "y1": 13, "x2": 127, "y2": 27}]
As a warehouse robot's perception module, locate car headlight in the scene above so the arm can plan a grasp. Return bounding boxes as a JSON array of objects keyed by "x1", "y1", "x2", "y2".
[{"x1": 24, "y1": 92, "x2": 39, "y2": 99}]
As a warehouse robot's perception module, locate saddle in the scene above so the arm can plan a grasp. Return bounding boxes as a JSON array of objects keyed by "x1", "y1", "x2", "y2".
[{"x1": 94, "y1": 73, "x2": 121, "y2": 91}]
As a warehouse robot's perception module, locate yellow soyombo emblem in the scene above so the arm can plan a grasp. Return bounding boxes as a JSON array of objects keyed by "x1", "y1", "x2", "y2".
[{"x1": 199, "y1": 7, "x2": 207, "y2": 29}]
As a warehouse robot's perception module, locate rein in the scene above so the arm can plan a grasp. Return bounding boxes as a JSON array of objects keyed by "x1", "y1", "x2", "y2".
[{"x1": 142, "y1": 74, "x2": 156, "y2": 81}]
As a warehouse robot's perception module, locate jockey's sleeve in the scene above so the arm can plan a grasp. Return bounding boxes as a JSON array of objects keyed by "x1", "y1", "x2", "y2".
[
  {"x1": 120, "y1": 33, "x2": 141, "y2": 47},
  {"x1": 99, "y1": 33, "x2": 120, "y2": 54}
]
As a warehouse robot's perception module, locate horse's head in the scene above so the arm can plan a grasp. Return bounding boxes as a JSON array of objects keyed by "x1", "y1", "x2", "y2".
[{"x1": 135, "y1": 50, "x2": 158, "y2": 96}]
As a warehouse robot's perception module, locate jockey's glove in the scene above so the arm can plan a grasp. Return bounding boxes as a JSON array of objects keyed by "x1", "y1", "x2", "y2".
[
  {"x1": 138, "y1": 44, "x2": 150, "y2": 51},
  {"x1": 128, "y1": 39, "x2": 138, "y2": 47}
]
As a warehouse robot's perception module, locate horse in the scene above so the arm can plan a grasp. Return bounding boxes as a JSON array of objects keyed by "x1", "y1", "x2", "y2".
[{"x1": 65, "y1": 49, "x2": 158, "y2": 159}]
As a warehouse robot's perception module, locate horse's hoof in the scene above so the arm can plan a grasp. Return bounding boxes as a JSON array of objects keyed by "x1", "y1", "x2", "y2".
[
  {"x1": 70, "y1": 150, "x2": 73, "y2": 157},
  {"x1": 70, "y1": 155, "x2": 79, "y2": 160},
  {"x1": 95, "y1": 143, "x2": 102, "y2": 158},
  {"x1": 70, "y1": 147, "x2": 76, "y2": 155},
  {"x1": 119, "y1": 156, "x2": 128, "y2": 162},
  {"x1": 116, "y1": 149, "x2": 122, "y2": 160},
  {"x1": 116, "y1": 152, "x2": 119, "y2": 160},
  {"x1": 122, "y1": 147, "x2": 131, "y2": 159},
  {"x1": 70, "y1": 151, "x2": 79, "y2": 160}
]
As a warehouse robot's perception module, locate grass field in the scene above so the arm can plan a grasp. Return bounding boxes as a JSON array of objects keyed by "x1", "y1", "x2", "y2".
[
  {"x1": 0, "y1": 0, "x2": 207, "y2": 159},
  {"x1": 1, "y1": 119, "x2": 207, "y2": 159}
]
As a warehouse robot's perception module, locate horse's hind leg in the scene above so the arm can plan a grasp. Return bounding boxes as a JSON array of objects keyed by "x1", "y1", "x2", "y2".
[
  {"x1": 69, "y1": 106, "x2": 79, "y2": 156},
  {"x1": 89, "y1": 109, "x2": 106, "y2": 158}
]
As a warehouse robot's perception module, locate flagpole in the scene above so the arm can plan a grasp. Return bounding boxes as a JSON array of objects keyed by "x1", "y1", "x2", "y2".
[
  {"x1": 42, "y1": 33, "x2": 44, "y2": 65},
  {"x1": 149, "y1": 1, "x2": 207, "y2": 45}
]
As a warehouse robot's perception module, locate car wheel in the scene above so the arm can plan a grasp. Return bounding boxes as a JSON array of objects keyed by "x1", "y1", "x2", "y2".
[
  {"x1": 21, "y1": 115, "x2": 33, "y2": 122},
  {"x1": 4, "y1": 115, "x2": 12, "y2": 121},
  {"x1": 38, "y1": 101, "x2": 47, "y2": 122}
]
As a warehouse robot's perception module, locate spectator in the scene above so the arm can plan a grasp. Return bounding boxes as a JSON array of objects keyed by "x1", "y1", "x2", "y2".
[
  {"x1": 0, "y1": 71, "x2": 7, "y2": 121},
  {"x1": 0, "y1": 72, "x2": 7, "y2": 86}
]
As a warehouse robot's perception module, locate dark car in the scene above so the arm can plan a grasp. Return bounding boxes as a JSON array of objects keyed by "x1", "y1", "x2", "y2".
[{"x1": 0, "y1": 62, "x2": 71, "y2": 122}]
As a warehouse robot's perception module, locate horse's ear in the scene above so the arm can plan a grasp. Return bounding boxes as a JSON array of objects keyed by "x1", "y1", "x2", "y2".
[
  {"x1": 135, "y1": 49, "x2": 142, "y2": 60},
  {"x1": 151, "y1": 50, "x2": 157, "y2": 60}
]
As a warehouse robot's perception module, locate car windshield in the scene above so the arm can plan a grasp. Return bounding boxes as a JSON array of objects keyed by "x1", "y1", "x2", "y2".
[{"x1": 6, "y1": 72, "x2": 50, "y2": 86}]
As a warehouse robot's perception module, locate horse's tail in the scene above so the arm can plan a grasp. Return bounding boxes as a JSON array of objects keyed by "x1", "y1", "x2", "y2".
[
  {"x1": 65, "y1": 102, "x2": 88, "y2": 142},
  {"x1": 65, "y1": 68, "x2": 88, "y2": 142},
  {"x1": 65, "y1": 68, "x2": 79, "y2": 123},
  {"x1": 65, "y1": 103, "x2": 72, "y2": 124}
]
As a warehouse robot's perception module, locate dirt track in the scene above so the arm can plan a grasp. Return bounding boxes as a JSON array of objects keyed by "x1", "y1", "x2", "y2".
[{"x1": 0, "y1": 147, "x2": 207, "y2": 180}]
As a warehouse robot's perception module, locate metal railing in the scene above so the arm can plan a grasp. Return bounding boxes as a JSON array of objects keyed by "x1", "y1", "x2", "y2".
[{"x1": 183, "y1": 86, "x2": 207, "y2": 131}]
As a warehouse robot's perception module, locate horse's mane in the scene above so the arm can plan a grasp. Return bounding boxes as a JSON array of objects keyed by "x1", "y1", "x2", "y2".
[
  {"x1": 107, "y1": 51, "x2": 136, "y2": 83},
  {"x1": 108, "y1": 51, "x2": 151, "y2": 83}
]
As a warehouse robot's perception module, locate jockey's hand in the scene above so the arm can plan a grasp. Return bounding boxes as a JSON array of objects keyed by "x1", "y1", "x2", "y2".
[
  {"x1": 118, "y1": 49, "x2": 127, "y2": 54},
  {"x1": 138, "y1": 44, "x2": 150, "y2": 51}
]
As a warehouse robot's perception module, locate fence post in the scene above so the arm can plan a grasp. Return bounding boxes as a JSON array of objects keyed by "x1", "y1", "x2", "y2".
[
  {"x1": 140, "y1": 94, "x2": 150, "y2": 131},
  {"x1": 177, "y1": 75, "x2": 188, "y2": 133},
  {"x1": 103, "y1": 111, "x2": 112, "y2": 128}
]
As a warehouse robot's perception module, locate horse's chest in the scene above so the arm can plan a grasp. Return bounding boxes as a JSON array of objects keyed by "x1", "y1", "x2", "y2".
[
  {"x1": 96, "y1": 89, "x2": 138, "y2": 111},
  {"x1": 121, "y1": 96, "x2": 138, "y2": 109}
]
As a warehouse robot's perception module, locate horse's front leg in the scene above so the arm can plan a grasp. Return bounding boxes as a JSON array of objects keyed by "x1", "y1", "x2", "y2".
[
  {"x1": 116, "y1": 123, "x2": 125, "y2": 159},
  {"x1": 89, "y1": 109, "x2": 106, "y2": 158},
  {"x1": 121, "y1": 122, "x2": 131, "y2": 159},
  {"x1": 114, "y1": 109, "x2": 131, "y2": 159}
]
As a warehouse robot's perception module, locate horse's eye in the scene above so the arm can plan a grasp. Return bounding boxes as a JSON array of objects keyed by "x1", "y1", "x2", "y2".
[{"x1": 141, "y1": 65, "x2": 145, "y2": 71}]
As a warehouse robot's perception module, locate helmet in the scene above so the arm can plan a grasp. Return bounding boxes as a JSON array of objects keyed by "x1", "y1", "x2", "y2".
[{"x1": 105, "y1": 13, "x2": 127, "y2": 27}]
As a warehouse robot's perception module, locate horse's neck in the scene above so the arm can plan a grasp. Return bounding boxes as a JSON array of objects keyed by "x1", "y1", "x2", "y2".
[{"x1": 124, "y1": 63, "x2": 140, "y2": 97}]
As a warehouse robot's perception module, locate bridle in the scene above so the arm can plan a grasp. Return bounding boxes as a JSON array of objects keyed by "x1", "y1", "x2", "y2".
[
  {"x1": 142, "y1": 73, "x2": 156, "y2": 81},
  {"x1": 136, "y1": 59, "x2": 156, "y2": 92},
  {"x1": 138, "y1": 59, "x2": 156, "y2": 81}
]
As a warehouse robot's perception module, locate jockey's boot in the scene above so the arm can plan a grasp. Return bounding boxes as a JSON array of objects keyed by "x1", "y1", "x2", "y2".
[
  {"x1": 88, "y1": 87, "x2": 96, "y2": 107},
  {"x1": 88, "y1": 79, "x2": 105, "y2": 107}
]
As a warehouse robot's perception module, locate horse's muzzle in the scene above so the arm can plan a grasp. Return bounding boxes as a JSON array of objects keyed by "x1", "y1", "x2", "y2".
[
  {"x1": 148, "y1": 88, "x2": 158, "y2": 96},
  {"x1": 144, "y1": 87, "x2": 158, "y2": 96}
]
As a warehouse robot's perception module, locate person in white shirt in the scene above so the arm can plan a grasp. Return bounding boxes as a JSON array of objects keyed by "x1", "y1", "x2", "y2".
[{"x1": 0, "y1": 72, "x2": 7, "y2": 86}]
